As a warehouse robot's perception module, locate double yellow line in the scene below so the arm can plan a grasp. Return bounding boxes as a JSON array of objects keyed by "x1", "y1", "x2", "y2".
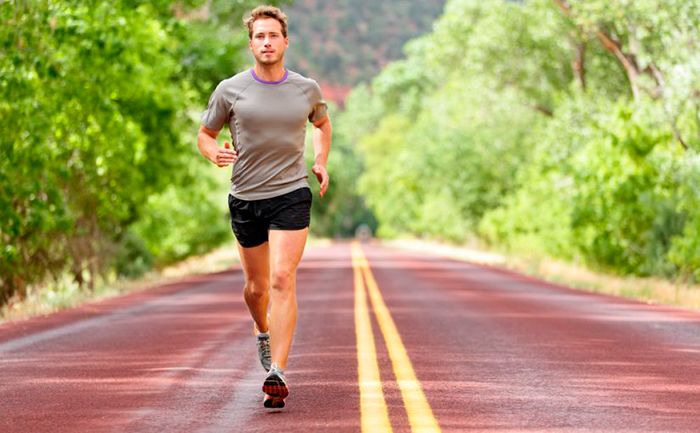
[{"x1": 352, "y1": 242, "x2": 441, "y2": 433}]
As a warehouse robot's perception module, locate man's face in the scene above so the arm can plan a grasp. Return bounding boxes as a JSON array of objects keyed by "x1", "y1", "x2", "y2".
[{"x1": 249, "y1": 18, "x2": 289, "y2": 66}]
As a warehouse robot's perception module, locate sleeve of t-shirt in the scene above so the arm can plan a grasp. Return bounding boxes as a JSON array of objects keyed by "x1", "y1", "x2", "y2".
[
  {"x1": 307, "y1": 80, "x2": 328, "y2": 123},
  {"x1": 200, "y1": 81, "x2": 231, "y2": 131}
]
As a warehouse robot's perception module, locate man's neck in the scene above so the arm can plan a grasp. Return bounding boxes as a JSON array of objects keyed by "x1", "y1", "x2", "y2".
[{"x1": 253, "y1": 63, "x2": 286, "y2": 82}]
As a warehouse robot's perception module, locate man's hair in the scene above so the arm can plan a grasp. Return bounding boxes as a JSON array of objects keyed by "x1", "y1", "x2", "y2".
[{"x1": 243, "y1": 5, "x2": 289, "y2": 39}]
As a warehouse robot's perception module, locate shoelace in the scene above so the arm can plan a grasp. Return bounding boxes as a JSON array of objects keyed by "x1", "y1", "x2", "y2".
[{"x1": 259, "y1": 337, "x2": 271, "y2": 359}]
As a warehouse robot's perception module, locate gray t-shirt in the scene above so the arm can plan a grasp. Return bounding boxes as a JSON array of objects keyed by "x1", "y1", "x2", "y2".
[{"x1": 201, "y1": 68, "x2": 328, "y2": 200}]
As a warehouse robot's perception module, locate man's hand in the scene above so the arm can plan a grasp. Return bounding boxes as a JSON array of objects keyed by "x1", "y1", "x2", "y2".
[
  {"x1": 312, "y1": 164, "x2": 329, "y2": 198},
  {"x1": 311, "y1": 114, "x2": 331, "y2": 198},
  {"x1": 197, "y1": 125, "x2": 237, "y2": 167},
  {"x1": 215, "y1": 141, "x2": 237, "y2": 167}
]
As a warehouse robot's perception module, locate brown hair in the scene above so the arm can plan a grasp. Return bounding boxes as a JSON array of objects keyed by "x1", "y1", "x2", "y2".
[{"x1": 243, "y1": 5, "x2": 289, "y2": 39}]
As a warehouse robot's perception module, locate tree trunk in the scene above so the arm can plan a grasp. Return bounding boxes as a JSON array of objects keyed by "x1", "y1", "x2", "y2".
[
  {"x1": 552, "y1": 0, "x2": 687, "y2": 151},
  {"x1": 573, "y1": 39, "x2": 586, "y2": 91}
]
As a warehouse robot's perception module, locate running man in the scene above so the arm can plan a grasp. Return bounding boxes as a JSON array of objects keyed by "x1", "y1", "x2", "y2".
[{"x1": 197, "y1": 5, "x2": 331, "y2": 409}]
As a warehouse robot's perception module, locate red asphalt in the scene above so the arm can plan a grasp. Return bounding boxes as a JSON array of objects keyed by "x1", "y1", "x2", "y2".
[{"x1": 2, "y1": 242, "x2": 700, "y2": 432}]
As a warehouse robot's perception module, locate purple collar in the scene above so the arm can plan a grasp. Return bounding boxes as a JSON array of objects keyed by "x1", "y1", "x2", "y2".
[{"x1": 250, "y1": 68, "x2": 288, "y2": 84}]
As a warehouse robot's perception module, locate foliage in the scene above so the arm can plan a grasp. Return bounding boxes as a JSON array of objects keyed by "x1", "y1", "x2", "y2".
[
  {"x1": 2, "y1": 0, "x2": 186, "y2": 300},
  {"x1": 113, "y1": 230, "x2": 154, "y2": 279},
  {"x1": 129, "y1": 153, "x2": 232, "y2": 267},
  {"x1": 305, "y1": 96, "x2": 379, "y2": 237},
  {"x1": 0, "y1": 0, "x2": 284, "y2": 303},
  {"x1": 4, "y1": 0, "x2": 700, "y2": 306},
  {"x1": 667, "y1": 154, "x2": 700, "y2": 281},
  {"x1": 341, "y1": 0, "x2": 700, "y2": 281}
]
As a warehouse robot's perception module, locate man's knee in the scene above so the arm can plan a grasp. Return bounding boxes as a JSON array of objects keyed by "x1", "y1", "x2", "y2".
[
  {"x1": 271, "y1": 268, "x2": 295, "y2": 292},
  {"x1": 244, "y1": 278, "x2": 269, "y2": 299}
]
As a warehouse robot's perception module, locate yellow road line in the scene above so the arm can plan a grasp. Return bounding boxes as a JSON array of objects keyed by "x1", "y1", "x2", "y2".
[
  {"x1": 352, "y1": 244, "x2": 392, "y2": 432},
  {"x1": 354, "y1": 242, "x2": 442, "y2": 433}
]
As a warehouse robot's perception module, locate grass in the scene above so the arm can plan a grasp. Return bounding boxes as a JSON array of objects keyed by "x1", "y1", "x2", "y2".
[
  {"x1": 4, "y1": 235, "x2": 697, "y2": 326},
  {"x1": 0, "y1": 236, "x2": 332, "y2": 325},
  {"x1": 0, "y1": 240, "x2": 241, "y2": 325},
  {"x1": 385, "y1": 238, "x2": 700, "y2": 312}
]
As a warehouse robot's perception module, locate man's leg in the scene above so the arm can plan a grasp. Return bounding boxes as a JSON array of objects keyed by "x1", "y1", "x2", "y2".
[
  {"x1": 267, "y1": 228, "x2": 308, "y2": 371},
  {"x1": 237, "y1": 241, "x2": 271, "y2": 334}
]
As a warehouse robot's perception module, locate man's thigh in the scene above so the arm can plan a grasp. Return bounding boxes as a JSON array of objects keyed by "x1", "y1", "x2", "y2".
[
  {"x1": 237, "y1": 241, "x2": 270, "y2": 284},
  {"x1": 269, "y1": 228, "x2": 309, "y2": 275}
]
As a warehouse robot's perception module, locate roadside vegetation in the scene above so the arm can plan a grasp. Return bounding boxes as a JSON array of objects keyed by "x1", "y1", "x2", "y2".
[
  {"x1": 387, "y1": 238, "x2": 700, "y2": 311},
  {"x1": 332, "y1": 0, "x2": 700, "y2": 285},
  {"x1": 3, "y1": 0, "x2": 699, "y2": 319},
  {"x1": 1, "y1": 0, "x2": 285, "y2": 307}
]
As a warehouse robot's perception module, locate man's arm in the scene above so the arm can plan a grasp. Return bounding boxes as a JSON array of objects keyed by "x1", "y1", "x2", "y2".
[
  {"x1": 198, "y1": 125, "x2": 237, "y2": 167},
  {"x1": 311, "y1": 114, "x2": 332, "y2": 198}
]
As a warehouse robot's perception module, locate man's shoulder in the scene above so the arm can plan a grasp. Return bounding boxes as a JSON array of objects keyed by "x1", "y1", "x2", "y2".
[
  {"x1": 216, "y1": 69, "x2": 255, "y2": 92},
  {"x1": 286, "y1": 70, "x2": 321, "y2": 92}
]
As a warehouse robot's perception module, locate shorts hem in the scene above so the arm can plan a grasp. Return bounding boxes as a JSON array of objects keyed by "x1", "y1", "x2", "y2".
[
  {"x1": 268, "y1": 224, "x2": 310, "y2": 231},
  {"x1": 237, "y1": 238, "x2": 268, "y2": 248}
]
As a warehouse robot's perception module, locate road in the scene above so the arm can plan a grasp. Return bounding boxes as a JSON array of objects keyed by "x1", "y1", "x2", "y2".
[{"x1": 2, "y1": 242, "x2": 700, "y2": 432}]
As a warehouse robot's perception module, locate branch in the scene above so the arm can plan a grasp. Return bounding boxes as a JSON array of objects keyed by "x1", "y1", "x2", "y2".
[
  {"x1": 572, "y1": 39, "x2": 586, "y2": 90},
  {"x1": 552, "y1": 0, "x2": 640, "y2": 98},
  {"x1": 646, "y1": 63, "x2": 666, "y2": 98},
  {"x1": 594, "y1": 30, "x2": 641, "y2": 98},
  {"x1": 662, "y1": 89, "x2": 689, "y2": 151},
  {"x1": 523, "y1": 103, "x2": 554, "y2": 117},
  {"x1": 552, "y1": 0, "x2": 687, "y2": 151}
]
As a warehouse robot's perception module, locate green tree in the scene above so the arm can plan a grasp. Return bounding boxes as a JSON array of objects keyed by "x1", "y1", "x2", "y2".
[
  {"x1": 340, "y1": 0, "x2": 700, "y2": 281},
  {"x1": 0, "y1": 0, "x2": 286, "y2": 303}
]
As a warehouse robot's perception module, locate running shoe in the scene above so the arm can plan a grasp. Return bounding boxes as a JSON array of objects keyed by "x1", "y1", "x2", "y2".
[
  {"x1": 254, "y1": 314, "x2": 271, "y2": 372},
  {"x1": 256, "y1": 333, "x2": 271, "y2": 372},
  {"x1": 262, "y1": 364, "x2": 289, "y2": 408},
  {"x1": 263, "y1": 393, "x2": 285, "y2": 409}
]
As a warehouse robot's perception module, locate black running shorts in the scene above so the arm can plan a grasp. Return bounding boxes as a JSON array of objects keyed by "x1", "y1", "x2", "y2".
[{"x1": 228, "y1": 187, "x2": 312, "y2": 248}]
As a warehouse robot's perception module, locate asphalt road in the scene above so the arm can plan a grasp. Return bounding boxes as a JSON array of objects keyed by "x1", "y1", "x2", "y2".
[{"x1": 2, "y1": 242, "x2": 700, "y2": 432}]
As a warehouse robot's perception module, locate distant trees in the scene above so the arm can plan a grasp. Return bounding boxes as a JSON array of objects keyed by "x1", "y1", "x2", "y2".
[
  {"x1": 339, "y1": 0, "x2": 700, "y2": 280},
  {"x1": 285, "y1": 0, "x2": 446, "y2": 86}
]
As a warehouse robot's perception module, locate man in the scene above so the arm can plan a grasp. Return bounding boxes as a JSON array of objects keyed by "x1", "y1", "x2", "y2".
[{"x1": 197, "y1": 5, "x2": 331, "y2": 409}]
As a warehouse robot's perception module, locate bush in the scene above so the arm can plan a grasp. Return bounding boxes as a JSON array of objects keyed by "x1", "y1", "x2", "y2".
[{"x1": 114, "y1": 231, "x2": 154, "y2": 279}]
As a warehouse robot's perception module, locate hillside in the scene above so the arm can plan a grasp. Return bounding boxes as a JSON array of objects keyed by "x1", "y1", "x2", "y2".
[{"x1": 285, "y1": 0, "x2": 446, "y2": 103}]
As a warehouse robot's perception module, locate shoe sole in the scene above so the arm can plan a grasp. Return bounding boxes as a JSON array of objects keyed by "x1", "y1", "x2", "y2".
[
  {"x1": 263, "y1": 394, "x2": 285, "y2": 408},
  {"x1": 263, "y1": 372, "x2": 289, "y2": 400}
]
